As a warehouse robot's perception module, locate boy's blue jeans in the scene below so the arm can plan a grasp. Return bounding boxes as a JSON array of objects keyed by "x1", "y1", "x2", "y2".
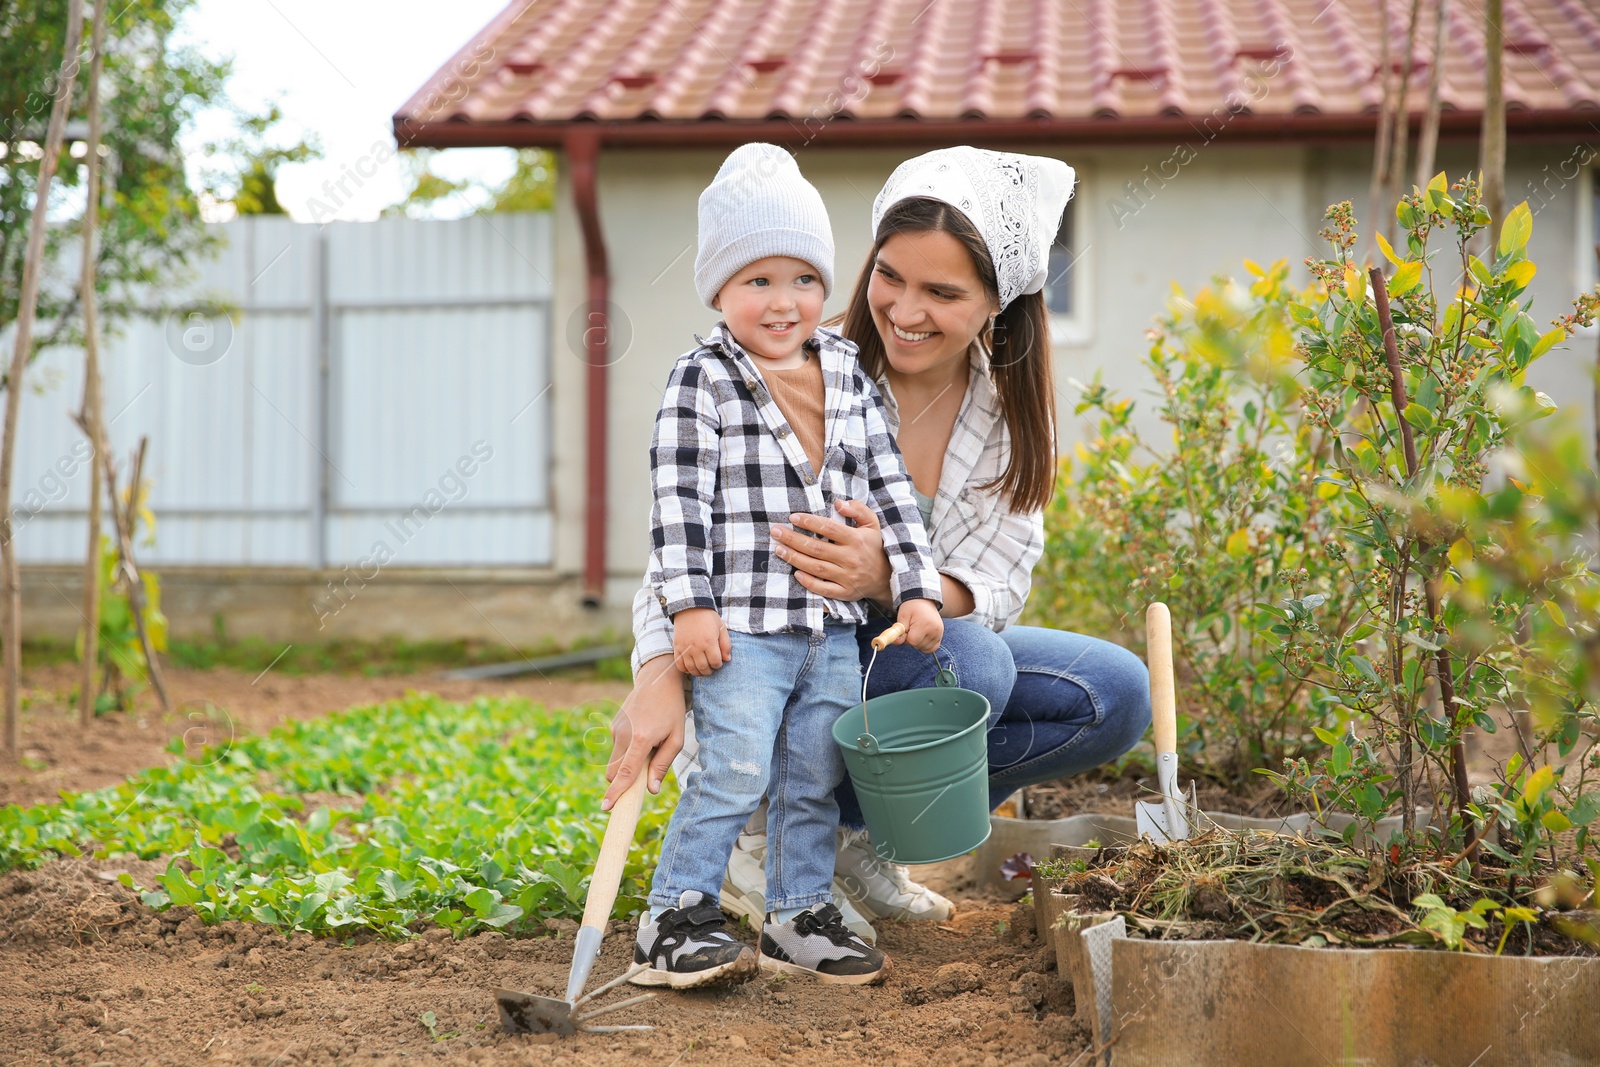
[{"x1": 648, "y1": 623, "x2": 858, "y2": 914}]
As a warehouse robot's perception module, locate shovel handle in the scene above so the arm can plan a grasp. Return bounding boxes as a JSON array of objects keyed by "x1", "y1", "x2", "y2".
[
  {"x1": 1146, "y1": 603, "x2": 1177, "y2": 755},
  {"x1": 871, "y1": 622, "x2": 908, "y2": 651},
  {"x1": 580, "y1": 772, "x2": 648, "y2": 932}
]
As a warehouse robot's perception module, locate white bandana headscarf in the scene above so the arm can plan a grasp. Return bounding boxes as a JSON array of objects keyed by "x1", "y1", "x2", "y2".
[{"x1": 871, "y1": 147, "x2": 1077, "y2": 311}]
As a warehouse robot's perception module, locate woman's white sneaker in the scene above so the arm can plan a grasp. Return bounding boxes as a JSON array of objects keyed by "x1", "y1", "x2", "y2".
[
  {"x1": 833, "y1": 830, "x2": 956, "y2": 922},
  {"x1": 758, "y1": 903, "x2": 890, "y2": 985},
  {"x1": 720, "y1": 830, "x2": 880, "y2": 944}
]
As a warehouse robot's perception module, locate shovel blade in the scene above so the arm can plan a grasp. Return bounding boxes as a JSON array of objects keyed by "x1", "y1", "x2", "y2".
[
  {"x1": 1135, "y1": 798, "x2": 1190, "y2": 843},
  {"x1": 496, "y1": 989, "x2": 578, "y2": 1036}
]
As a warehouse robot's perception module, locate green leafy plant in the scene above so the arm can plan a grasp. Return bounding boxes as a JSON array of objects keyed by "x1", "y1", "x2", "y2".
[
  {"x1": 419, "y1": 1010, "x2": 458, "y2": 1042},
  {"x1": 1031, "y1": 260, "x2": 1358, "y2": 786},
  {"x1": 1493, "y1": 905, "x2": 1539, "y2": 956},
  {"x1": 0, "y1": 693, "x2": 671, "y2": 938},
  {"x1": 1268, "y1": 176, "x2": 1600, "y2": 862},
  {"x1": 1269, "y1": 725, "x2": 1401, "y2": 828},
  {"x1": 1410, "y1": 894, "x2": 1539, "y2": 954},
  {"x1": 1411, "y1": 892, "x2": 1495, "y2": 950},
  {"x1": 77, "y1": 534, "x2": 166, "y2": 714}
]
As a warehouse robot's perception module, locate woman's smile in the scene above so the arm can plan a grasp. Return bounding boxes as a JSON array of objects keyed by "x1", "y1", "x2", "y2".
[{"x1": 889, "y1": 322, "x2": 936, "y2": 344}]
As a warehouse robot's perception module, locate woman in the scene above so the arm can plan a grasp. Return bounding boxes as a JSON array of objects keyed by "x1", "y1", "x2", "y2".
[{"x1": 606, "y1": 147, "x2": 1151, "y2": 937}]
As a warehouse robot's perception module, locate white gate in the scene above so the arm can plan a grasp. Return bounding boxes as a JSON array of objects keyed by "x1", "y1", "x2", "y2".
[{"x1": 12, "y1": 213, "x2": 554, "y2": 569}]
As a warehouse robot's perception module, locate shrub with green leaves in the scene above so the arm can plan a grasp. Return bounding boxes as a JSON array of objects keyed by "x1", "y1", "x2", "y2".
[
  {"x1": 0, "y1": 693, "x2": 671, "y2": 937},
  {"x1": 1029, "y1": 260, "x2": 1359, "y2": 787},
  {"x1": 1267, "y1": 176, "x2": 1600, "y2": 866}
]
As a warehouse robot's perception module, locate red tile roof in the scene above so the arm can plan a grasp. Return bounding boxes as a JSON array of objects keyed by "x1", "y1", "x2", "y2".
[{"x1": 396, "y1": 0, "x2": 1600, "y2": 147}]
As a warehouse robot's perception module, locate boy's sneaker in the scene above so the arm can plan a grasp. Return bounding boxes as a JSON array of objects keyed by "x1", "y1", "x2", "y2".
[
  {"x1": 721, "y1": 830, "x2": 879, "y2": 944},
  {"x1": 834, "y1": 829, "x2": 955, "y2": 922},
  {"x1": 758, "y1": 903, "x2": 890, "y2": 985},
  {"x1": 629, "y1": 891, "x2": 757, "y2": 989}
]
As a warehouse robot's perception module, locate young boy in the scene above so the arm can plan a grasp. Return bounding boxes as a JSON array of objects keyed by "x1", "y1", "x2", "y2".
[{"x1": 632, "y1": 144, "x2": 944, "y2": 989}]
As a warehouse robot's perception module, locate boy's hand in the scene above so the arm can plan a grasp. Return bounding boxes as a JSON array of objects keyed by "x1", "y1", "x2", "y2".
[
  {"x1": 896, "y1": 598, "x2": 944, "y2": 655},
  {"x1": 673, "y1": 607, "x2": 730, "y2": 676}
]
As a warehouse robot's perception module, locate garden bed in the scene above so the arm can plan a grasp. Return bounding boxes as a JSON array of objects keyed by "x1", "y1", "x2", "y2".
[
  {"x1": 1036, "y1": 831, "x2": 1596, "y2": 955},
  {"x1": 1, "y1": 856, "x2": 1075, "y2": 1067},
  {"x1": 1029, "y1": 831, "x2": 1599, "y2": 1067},
  {"x1": 2, "y1": 657, "x2": 633, "y2": 808},
  {"x1": 1, "y1": 682, "x2": 1090, "y2": 1066}
]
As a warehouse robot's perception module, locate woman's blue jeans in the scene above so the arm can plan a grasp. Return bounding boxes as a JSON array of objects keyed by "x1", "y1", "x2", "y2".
[{"x1": 838, "y1": 617, "x2": 1152, "y2": 829}]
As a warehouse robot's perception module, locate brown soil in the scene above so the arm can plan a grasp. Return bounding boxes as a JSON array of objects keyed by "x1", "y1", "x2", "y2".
[
  {"x1": 3, "y1": 663, "x2": 636, "y2": 808},
  {"x1": 1023, "y1": 772, "x2": 1291, "y2": 821},
  {"x1": 4, "y1": 663, "x2": 1090, "y2": 1065},
  {"x1": 0, "y1": 858, "x2": 1087, "y2": 1067}
]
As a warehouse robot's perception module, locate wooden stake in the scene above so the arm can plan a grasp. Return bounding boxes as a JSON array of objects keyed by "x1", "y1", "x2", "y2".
[
  {"x1": 1480, "y1": 0, "x2": 1506, "y2": 244},
  {"x1": 1414, "y1": 0, "x2": 1450, "y2": 189},
  {"x1": 1381, "y1": 0, "x2": 1423, "y2": 244},
  {"x1": 1366, "y1": 0, "x2": 1397, "y2": 264},
  {"x1": 77, "y1": 0, "x2": 110, "y2": 728},
  {"x1": 2, "y1": 0, "x2": 87, "y2": 756}
]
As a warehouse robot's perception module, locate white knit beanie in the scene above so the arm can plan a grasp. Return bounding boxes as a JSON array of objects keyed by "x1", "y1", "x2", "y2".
[{"x1": 694, "y1": 144, "x2": 835, "y2": 309}]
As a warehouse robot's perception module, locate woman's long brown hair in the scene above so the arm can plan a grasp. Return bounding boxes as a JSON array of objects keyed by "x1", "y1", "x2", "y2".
[{"x1": 835, "y1": 197, "x2": 1058, "y2": 513}]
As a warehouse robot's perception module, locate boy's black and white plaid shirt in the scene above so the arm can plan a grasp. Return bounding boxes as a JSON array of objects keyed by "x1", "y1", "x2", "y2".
[{"x1": 648, "y1": 322, "x2": 942, "y2": 636}]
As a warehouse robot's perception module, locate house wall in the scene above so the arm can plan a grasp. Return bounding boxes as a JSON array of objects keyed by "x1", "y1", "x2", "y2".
[{"x1": 561, "y1": 140, "x2": 1597, "y2": 608}]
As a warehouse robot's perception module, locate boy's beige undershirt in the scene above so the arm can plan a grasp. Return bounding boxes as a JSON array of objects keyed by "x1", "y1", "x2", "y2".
[{"x1": 760, "y1": 353, "x2": 826, "y2": 475}]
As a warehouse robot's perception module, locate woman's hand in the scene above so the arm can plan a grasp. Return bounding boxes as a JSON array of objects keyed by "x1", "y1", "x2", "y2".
[
  {"x1": 602, "y1": 655, "x2": 687, "y2": 811},
  {"x1": 773, "y1": 498, "x2": 895, "y2": 605}
]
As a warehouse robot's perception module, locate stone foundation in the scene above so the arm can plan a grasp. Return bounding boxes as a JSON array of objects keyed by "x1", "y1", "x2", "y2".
[{"x1": 23, "y1": 566, "x2": 635, "y2": 647}]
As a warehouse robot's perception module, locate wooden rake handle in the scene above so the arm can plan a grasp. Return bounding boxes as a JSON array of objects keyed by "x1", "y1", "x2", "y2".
[{"x1": 580, "y1": 772, "x2": 648, "y2": 932}]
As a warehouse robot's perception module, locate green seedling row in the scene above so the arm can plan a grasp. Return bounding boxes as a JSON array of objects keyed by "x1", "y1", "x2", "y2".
[{"x1": 0, "y1": 693, "x2": 674, "y2": 938}]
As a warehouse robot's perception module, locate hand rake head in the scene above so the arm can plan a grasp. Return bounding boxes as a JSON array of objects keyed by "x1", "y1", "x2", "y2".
[{"x1": 496, "y1": 962, "x2": 655, "y2": 1036}]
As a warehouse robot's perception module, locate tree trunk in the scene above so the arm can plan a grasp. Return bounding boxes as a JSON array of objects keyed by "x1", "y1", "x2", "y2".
[
  {"x1": 77, "y1": 0, "x2": 110, "y2": 728},
  {"x1": 2, "y1": 0, "x2": 87, "y2": 756},
  {"x1": 1415, "y1": 0, "x2": 1450, "y2": 189},
  {"x1": 1481, "y1": 0, "x2": 1506, "y2": 243}
]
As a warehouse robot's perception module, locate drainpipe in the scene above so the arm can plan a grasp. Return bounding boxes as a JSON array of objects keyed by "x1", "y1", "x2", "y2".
[{"x1": 567, "y1": 127, "x2": 608, "y2": 608}]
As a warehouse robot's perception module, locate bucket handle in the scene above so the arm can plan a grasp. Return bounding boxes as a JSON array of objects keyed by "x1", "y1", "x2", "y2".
[{"x1": 860, "y1": 622, "x2": 958, "y2": 737}]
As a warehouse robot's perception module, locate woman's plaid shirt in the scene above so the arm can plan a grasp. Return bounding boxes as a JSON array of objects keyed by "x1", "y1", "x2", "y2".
[{"x1": 646, "y1": 323, "x2": 942, "y2": 636}]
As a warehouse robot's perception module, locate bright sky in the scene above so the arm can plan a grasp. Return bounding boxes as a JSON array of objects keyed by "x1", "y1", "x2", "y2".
[{"x1": 176, "y1": 0, "x2": 518, "y2": 221}]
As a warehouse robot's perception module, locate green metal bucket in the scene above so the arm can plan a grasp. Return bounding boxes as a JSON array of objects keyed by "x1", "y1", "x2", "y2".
[{"x1": 832, "y1": 659, "x2": 992, "y2": 865}]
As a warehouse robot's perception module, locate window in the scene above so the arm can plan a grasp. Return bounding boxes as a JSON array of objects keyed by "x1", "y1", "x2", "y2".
[
  {"x1": 1043, "y1": 198, "x2": 1076, "y2": 316},
  {"x1": 1041, "y1": 191, "x2": 1090, "y2": 346},
  {"x1": 1586, "y1": 163, "x2": 1598, "y2": 299}
]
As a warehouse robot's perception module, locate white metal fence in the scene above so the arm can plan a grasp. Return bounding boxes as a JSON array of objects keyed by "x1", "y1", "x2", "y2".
[{"x1": 13, "y1": 213, "x2": 554, "y2": 568}]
